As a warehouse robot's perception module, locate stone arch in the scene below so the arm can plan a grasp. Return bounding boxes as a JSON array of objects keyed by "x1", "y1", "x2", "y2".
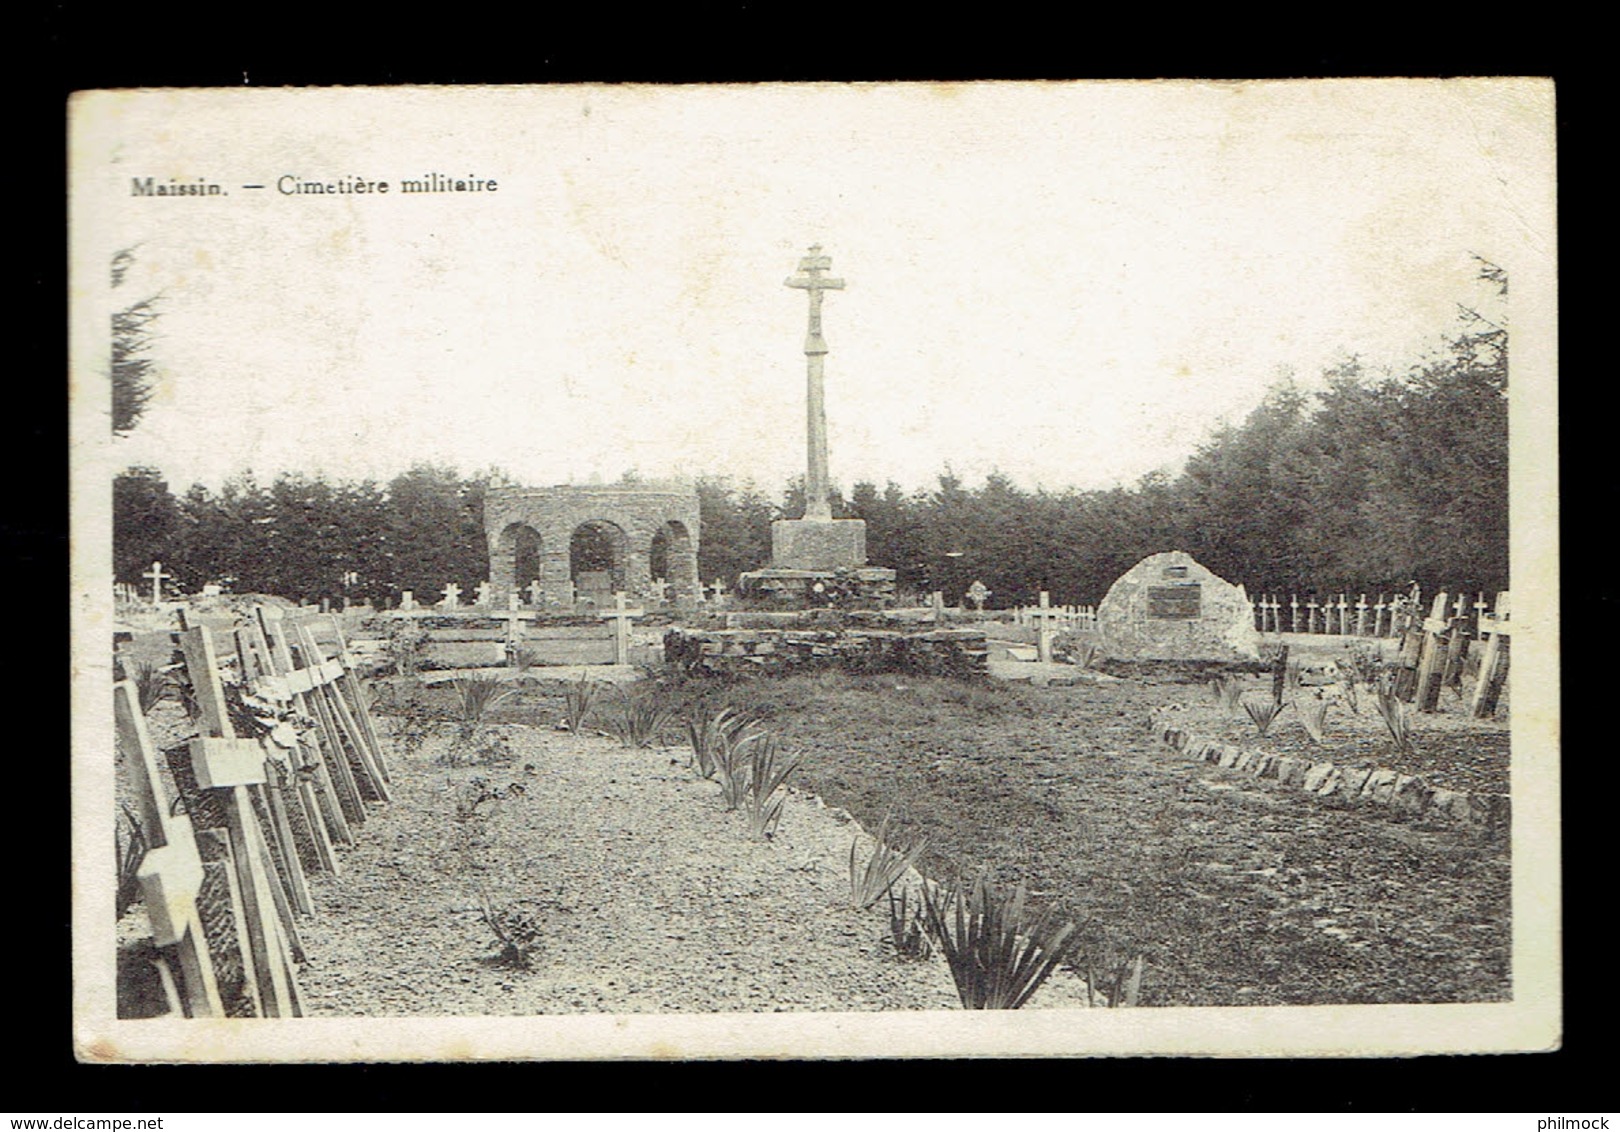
[
  {"x1": 484, "y1": 484, "x2": 702, "y2": 607},
  {"x1": 648, "y1": 519, "x2": 698, "y2": 604},
  {"x1": 491, "y1": 522, "x2": 543, "y2": 595},
  {"x1": 570, "y1": 519, "x2": 630, "y2": 602}
]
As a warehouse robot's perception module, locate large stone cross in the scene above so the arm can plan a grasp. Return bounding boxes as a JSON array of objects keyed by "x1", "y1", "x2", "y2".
[
  {"x1": 786, "y1": 245, "x2": 845, "y2": 521},
  {"x1": 144, "y1": 560, "x2": 174, "y2": 605}
]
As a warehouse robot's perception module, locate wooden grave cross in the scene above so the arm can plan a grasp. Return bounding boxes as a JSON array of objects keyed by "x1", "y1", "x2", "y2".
[
  {"x1": 492, "y1": 604, "x2": 539, "y2": 663},
  {"x1": 322, "y1": 613, "x2": 393, "y2": 784},
  {"x1": 253, "y1": 605, "x2": 360, "y2": 845},
  {"x1": 1412, "y1": 592, "x2": 1453, "y2": 712},
  {"x1": 1470, "y1": 592, "x2": 1511, "y2": 719},
  {"x1": 116, "y1": 680, "x2": 225, "y2": 1017},
  {"x1": 144, "y1": 561, "x2": 174, "y2": 605},
  {"x1": 1289, "y1": 595, "x2": 1301, "y2": 633},
  {"x1": 1373, "y1": 594, "x2": 1389, "y2": 638},
  {"x1": 1027, "y1": 591, "x2": 1065, "y2": 664},
  {"x1": 175, "y1": 621, "x2": 305, "y2": 1017},
  {"x1": 1306, "y1": 597, "x2": 1320, "y2": 634},
  {"x1": 599, "y1": 591, "x2": 644, "y2": 666},
  {"x1": 526, "y1": 579, "x2": 545, "y2": 607},
  {"x1": 440, "y1": 582, "x2": 462, "y2": 609},
  {"x1": 295, "y1": 618, "x2": 392, "y2": 800},
  {"x1": 232, "y1": 623, "x2": 326, "y2": 901},
  {"x1": 1335, "y1": 595, "x2": 1349, "y2": 635},
  {"x1": 649, "y1": 578, "x2": 670, "y2": 604},
  {"x1": 1355, "y1": 594, "x2": 1369, "y2": 637},
  {"x1": 475, "y1": 581, "x2": 494, "y2": 607}
]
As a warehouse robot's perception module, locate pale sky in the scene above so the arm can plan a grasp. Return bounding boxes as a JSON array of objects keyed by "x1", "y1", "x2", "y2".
[{"x1": 74, "y1": 81, "x2": 1552, "y2": 497}]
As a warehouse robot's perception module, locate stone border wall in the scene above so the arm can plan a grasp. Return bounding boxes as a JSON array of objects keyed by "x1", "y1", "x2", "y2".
[
  {"x1": 665, "y1": 627, "x2": 989, "y2": 680},
  {"x1": 1148, "y1": 710, "x2": 1509, "y2": 831}
]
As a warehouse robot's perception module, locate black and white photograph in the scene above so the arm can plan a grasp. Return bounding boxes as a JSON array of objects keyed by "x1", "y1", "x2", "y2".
[{"x1": 69, "y1": 80, "x2": 1559, "y2": 1060}]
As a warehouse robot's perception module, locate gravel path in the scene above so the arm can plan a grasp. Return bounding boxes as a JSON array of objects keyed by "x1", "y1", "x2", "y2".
[{"x1": 296, "y1": 720, "x2": 1094, "y2": 1015}]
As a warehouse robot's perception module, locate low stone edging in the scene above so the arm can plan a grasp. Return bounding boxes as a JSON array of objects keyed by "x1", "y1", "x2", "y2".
[
  {"x1": 664, "y1": 627, "x2": 989, "y2": 680},
  {"x1": 1148, "y1": 712, "x2": 1509, "y2": 830}
]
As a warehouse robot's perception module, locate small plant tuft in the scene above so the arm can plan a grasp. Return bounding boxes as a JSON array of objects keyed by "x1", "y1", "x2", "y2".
[
  {"x1": 1088, "y1": 953, "x2": 1147, "y2": 1007},
  {"x1": 740, "y1": 732, "x2": 800, "y2": 840},
  {"x1": 686, "y1": 702, "x2": 757, "y2": 781},
  {"x1": 479, "y1": 891, "x2": 543, "y2": 969},
  {"x1": 116, "y1": 805, "x2": 148, "y2": 919},
  {"x1": 848, "y1": 810, "x2": 930, "y2": 911},
  {"x1": 885, "y1": 885, "x2": 932, "y2": 960},
  {"x1": 132, "y1": 660, "x2": 170, "y2": 714},
  {"x1": 604, "y1": 685, "x2": 677, "y2": 748},
  {"x1": 560, "y1": 673, "x2": 599, "y2": 735},
  {"x1": 1373, "y1": 686, "x2": 1415, "y2": 753},
  {"x1": 1210, "y1": 676, "x2": 1245, "y2": 713},
  {"x1": 452, "y1": 674, "x2": 515, "y2": 736},
  {"x1": 1242, "y1": 694, "x2": 1286, "y2": 736},
  {"x1": 920, "y1": 873, "x2": 1079, "y2": 1010}
]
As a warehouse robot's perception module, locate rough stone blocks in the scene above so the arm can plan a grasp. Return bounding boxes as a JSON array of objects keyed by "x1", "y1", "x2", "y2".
[
  {"x1": 1303, "y1": 762, "x2": 1340, "y2": 795},
  {"x1": 1338, "y1": 766, "x2": 1373, "y2": 799}
]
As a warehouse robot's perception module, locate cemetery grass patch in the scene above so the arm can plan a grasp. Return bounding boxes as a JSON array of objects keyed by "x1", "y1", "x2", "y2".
[{"x1": 723, "y1": 672, "x2": 1511, "y2": 1007}]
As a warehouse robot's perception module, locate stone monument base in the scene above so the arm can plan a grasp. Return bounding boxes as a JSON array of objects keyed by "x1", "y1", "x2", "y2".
[
  {"x1": 770, "y1": 517, "x2": 868, "y2": 570},
  {"x1": 737, "y1": 566, "x2": 897, "y2": 606}
]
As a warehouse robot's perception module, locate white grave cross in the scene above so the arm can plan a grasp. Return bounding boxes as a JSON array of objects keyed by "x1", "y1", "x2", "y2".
[
  {"x1": 1027, "y1": 591, "x2": 1065, "y2": 664},
  {"x1": 527, "y1": 579, "x2": 545, "y2": 607},
  {"x1": 599, "y1": 591, "x2": 645, "y2": 666},
  {"x1": 144, "y1": 560, "x2": 174, "y2": 605},
  {"x1": 966, "y1": 580, "x2": 990, "y2": 612},
  {"x1": 440, "y1": 582, "x2": 462, "y2": 609},
  {"x1": 475, "y1": 581, "x2": 494, "y2": 607}
]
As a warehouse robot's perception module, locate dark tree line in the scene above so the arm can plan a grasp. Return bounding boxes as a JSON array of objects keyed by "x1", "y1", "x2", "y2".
[{"x1": 114, "y1": 269, "x2": 1507, "y2": 607}]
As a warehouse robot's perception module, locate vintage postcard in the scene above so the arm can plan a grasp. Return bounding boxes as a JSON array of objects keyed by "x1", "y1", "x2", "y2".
[{"x1": 69, "y1": 80, "x2": 1558, "y2": 1061}]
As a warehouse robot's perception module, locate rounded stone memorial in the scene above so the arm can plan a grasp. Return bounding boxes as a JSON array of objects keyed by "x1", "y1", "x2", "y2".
[{"x1": 1096, "y1": 551, "x2": 1260, "y2": 662}]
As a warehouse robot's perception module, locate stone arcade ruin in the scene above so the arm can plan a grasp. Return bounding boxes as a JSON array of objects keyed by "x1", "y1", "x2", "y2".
[
  {"x1": 1097, "y1": 550, "x2": 1260, "y2": 662},
  {"x1": 485, "y1": 483, "x2": 701, "y2": 608}
]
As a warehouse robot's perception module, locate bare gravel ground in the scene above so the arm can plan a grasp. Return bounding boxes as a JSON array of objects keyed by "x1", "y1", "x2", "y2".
[{"x1": 295, "y1": 719, "x2": 1094, "y2": 1015}]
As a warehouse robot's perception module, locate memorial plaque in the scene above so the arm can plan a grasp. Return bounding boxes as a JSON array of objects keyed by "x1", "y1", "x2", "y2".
[
  {"x1": 1147, "y1": 583, "x2": 1202, "y2": 620},
  {"x1": 1163, "y1": 565, "x2": 1189, "y2": 578}
]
